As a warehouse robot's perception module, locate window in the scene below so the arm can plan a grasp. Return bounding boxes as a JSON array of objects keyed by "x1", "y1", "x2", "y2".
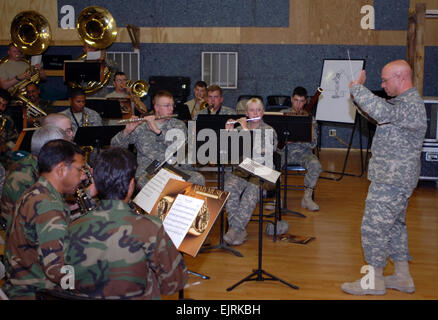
[
  {"x1": 105, "y1": 51, "x2": 140, "y2": 86},
  {"x1": 202, "y1": 52, "x2": 238, "y2": 89}
]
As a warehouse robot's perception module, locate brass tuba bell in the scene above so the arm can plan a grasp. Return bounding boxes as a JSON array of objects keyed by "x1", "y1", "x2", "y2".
[{"x1": 71, "y1": 6, "x2": 118, "y2": 95}]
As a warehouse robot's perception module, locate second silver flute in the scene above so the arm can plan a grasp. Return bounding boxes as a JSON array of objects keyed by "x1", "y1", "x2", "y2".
[
  {"x1": 226, "y1": 117, "x2": 261, "y2": 125},
  {"x1": 118, "y1": 114, "x2": 178, "y2": 124}
]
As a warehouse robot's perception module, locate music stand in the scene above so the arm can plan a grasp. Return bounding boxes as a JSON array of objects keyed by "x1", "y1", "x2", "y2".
[
  {"x1": 63, "y1": 60, "x2": 102, "y2": 84},
  {"x1": 226, "y1": 159, "x2": 298, "y2": 291},
  {"x1": 263, "y1": 115, "x2": 313, "y2": 219},
  {"x1": 196, "y1": 114, "x2": 245, "y2": 258},
  {"x1": 86, "y1": 98, "x2": 123, "y2": 119},
  {"x1": 74, "y1": 125, "x2": 124, "y2": 152}
]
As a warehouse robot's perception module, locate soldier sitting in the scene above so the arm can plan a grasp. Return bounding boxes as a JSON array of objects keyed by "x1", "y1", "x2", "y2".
[
  {"x1": 66, "y1": 147, "x2": 188, "y2": 299},
  {"x1": 2, "y1": 140, "x2": 86, "y2": 299}
]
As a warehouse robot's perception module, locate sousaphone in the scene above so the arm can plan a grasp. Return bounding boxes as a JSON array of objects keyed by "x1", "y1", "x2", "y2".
[{"x1": 69, "y1": 6, "x2": 118, "y2": 95}]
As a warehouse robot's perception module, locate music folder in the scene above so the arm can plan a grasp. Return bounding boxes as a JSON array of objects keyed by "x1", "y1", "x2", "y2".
[
  {"x1": 63, "y1": 60, "x2": 103, "y2": 84},
  {"x1": 86, "y1": 98, "x2": 123, "y2": 119},
  {"x1": 74, "y1": 125, "x2": 124, "y2": 148}
]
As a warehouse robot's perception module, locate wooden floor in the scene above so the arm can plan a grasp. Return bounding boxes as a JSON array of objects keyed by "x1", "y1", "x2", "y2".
[{"x1": 165, "y1": 149, "x2": 438, "y2": 300}]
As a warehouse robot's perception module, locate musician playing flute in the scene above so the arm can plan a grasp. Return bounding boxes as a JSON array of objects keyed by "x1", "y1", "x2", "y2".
[
  {"x1": 222, "y1": 98, "x2": 278, "y2": 246},
  {"x1": 111, "y1": 90, "x2": 205, "y2": 189},
  {"x1": 279, "y1": 86, "x2": 322, "y2": 211}
]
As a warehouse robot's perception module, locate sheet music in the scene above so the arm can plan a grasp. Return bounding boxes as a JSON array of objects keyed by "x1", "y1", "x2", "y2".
[
  {"x1": 162, "y1": 194, "x2": 205, "y2": 249},
  {"x1": 133, "y1": 169, "x2": 183, "y2": 213},
  {"x1": 239, "y1": 157, "x2": 281, "y2": 184},
  {"x1": 86, "y1": 51, "x2": 102, "y2": 60},
  {"x1": 31, "y1": 55, "x2": 42, "y2": 66}
]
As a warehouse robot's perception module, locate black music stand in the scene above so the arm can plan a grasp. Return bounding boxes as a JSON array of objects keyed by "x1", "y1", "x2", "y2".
[
  {"x1": 196, "y1": 114, "x2": 246, "y2": 258},
  {"x1": 263, "y1": 115, "x2": 313, "y2": 219},
  {"x1": 86, "y1": 98, "x2": 123, "y2": 120},
  {"x1": 64, "y1": 60, "x2": 102, "y2": 84},
  {"x1": 74, "y1": 125, "x2": 124, "y2": 152},
  {"x1": 227, "y1": 161, "x2": 298, "y2": 292}
]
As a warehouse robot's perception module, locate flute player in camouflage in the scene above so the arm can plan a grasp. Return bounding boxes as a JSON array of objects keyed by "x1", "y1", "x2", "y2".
[{"x1": 341, "y1": 60, "x2": 427, "y2": 296}]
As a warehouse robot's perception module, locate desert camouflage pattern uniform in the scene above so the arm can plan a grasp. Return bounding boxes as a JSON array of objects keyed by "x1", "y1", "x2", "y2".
[
  {"x1": 2, "y1": 176, "x2": 71, "y2": 299},
  {"x1": 111, "y1": 117, "x2": 204, "y2": 188},
  {"x1": 350, "y1": 85, "x2": 427, "y2": 268},
  {"x1": 224, "y1": 121, "x2": 278, "y2": 231},
  {"x1": 279, "y1": 110, "x2": 322, "y2": 189},
  {"x1": 194, "y1": 105, "x2": 236, "y2": 119},
  {"x1": 66, "y1": 199, "x2": 188, "y2": 299},
  {"x1": 60, "y1": 107, "x2": 103, "y2": 137},
  {"x1": 0, "y1": 154, "x2": 38, "y2": 229},
  {"x1": 0, "y1": 113, "x2": 19, "y2": 169}
]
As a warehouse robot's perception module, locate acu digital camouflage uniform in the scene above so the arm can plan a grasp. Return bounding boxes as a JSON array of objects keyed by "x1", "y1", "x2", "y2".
[
  {"x1": 2, "y1": 176, "x2": 71, "y2": 299},
  {"x1": 0, "y1": 154, "x2": 38, "y2": 230},
  {"x1": 111, "y1": 117, "x2": 205, "y2": 188},
  {"x1": 66, "y1": 199, "x2": 188, "y2": 299},
  {"x1": 350, "y1": 85, "x2": 427, "y2": 268},
  {"x1": 194, "y1": 105, "x2": 236, "y2": 119},
  {"x1": 0, "y1": 113, "x2": 19, "y2": 169},
  {"x1": 60, "y1": 107, "x2": 103, "y2": 136},
  {"x1": 279, "y1": 110, "x2": 322, "y2": 189},
  {"x1": 224, "y1": 121, "x2": 278, "y2": 232}
]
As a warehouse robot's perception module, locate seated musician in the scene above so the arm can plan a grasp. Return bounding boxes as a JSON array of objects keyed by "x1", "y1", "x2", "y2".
[
  {"x1": 222, "y1": 98, "x2": 278, "y2": 246},
  {"x1": 105, "y1": 71, "x2": 148, "y2": 117},
  {"x1": 0, "y1": 89, "x2": 18, "y2": 169},
  {"x1": 111, "y1": 90, "x2": 205, "y2": 189},
  {"x1": 194, "y1": 85, "x2": 236, "y2": 119},
  {"x1": 41, "y1": 113, "x2": 74, "y2": 141},
  {"x1": 0, "y1": 43, "x2": 47, "y2": 91},
  {"x1": 25, "y1": 82, "x2": 55, "y2": 115},
  {"x1": 2, "y1": 140, "x2": 86, "y2": 300},
  {"x1": 280, "y1": 86, "x2": 322, "y2": 211},
  {"x1": 0, "y1": 126, "x2": 68, "y2": 231},
  {"x1": 66, "y1": 147, "x2": 188, "y2": 299},
  {"x1": 60, "y1": 87, "x2": 103, "y2": 137},
  {"x1": 185, "y1": 80, "x2": 207, "y2": 119}
]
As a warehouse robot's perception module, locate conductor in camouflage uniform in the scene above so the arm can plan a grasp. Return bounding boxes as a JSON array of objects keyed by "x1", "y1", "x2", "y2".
[
  {"x1": 66, "y1": 147, "x2": 188, "y2": 299},
  {"x1": 342, "y1": 60, "x2": 427, "y2": 295},
  {"x1": 223, "y1": 98, "x2": 278, "y2": 246},
  {"x1": 111, "y1": 90, "x2": 204, "y2": 189},
  {"x1": 2, "y1": 140, "x2": 86, "y2": 299},
  {"x1": 280, "y1": 86, "x2": 322, "y2": 211},
  {"x1": 0, "y1": 126, "x2": 67, "y2": 230}
]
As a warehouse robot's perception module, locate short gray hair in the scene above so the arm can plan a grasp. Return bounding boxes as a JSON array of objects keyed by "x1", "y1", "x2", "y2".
[
  {"x1": 31, "y1": 126, "x2": 67, "y2": 155},
  {"x1": 41, "y1": 113, "x2": 70, "y2": 127}
]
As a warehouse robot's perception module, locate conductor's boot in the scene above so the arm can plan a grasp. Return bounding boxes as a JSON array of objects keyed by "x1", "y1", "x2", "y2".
[
  {"x1": 341, "y1": 266, "x2": 386, "y2": 295},
  {"x1": 384, "y1": 261, "x2": 415, "y2": 293},
  {"x1": 223, "y1": 228, "x2": 247, "y2": 246},
  {"x1": 301, "y1": 187, "x2": 319, "y2": 211}
]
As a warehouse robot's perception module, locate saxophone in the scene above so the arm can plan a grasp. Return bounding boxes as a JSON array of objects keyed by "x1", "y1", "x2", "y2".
[
  {"x1": 0, "y1": 114, "x2": 7, "y2": 135},
  {"x1": 82, "y1": 111, "x2": 89, "y2": 127}
]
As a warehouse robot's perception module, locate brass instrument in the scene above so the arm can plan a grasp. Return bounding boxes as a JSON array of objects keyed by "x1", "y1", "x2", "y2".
[
  {"x1": 75, "y1": 164, "x2": 97, "y2": 215},
  {"x1": 118, "y1": 114, "x2": 178, "y2": 124},
  {"x1": 199, "y1": 101, "x2": 210, "y2": 110},
  {"x1": 127, "y1": 80, "x2": 149, "y2": 99},
  {"x1": 5, "y1": 11, "x2": 51, "y2": 120},
  {"x1": 70, "y1": 6, "x2": 118, "y2": 95},
  {"x1": 156, "y1": 195, "x2": 210, "y2": 236},
  {"x1": 0, "y1": 114, "x2": 7, "y2": 135},
  {"x1": 82, "y1": 111, "x2": 89, "y2": 127}
]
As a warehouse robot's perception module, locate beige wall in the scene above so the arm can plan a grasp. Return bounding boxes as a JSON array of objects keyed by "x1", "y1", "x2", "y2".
[{"x1": 1, "y1": 0, "x2": 437, "y2": 46}]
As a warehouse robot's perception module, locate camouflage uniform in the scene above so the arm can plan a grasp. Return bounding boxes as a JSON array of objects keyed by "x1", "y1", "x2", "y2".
[
  {"x1": 194, "y1": 105, "x2": 236, "y2": 119},
  {"x1": 280, "y1": 111, "x2": 321, "y2": 189},
  {"x1": 2, "y1": 176, "x2": 71, "y2": 299},
  {"x1": 224, "y1": 122, "x2": 278, "y2": 231},
  {"x1": 60, "y1": 107, "x2": 103, "y2": 137},
  {"x1": 0, "y1": 163, "x2": 5, "y2": 199},
  {"x1": 111, "y1": 117, "x2": 205, "y2": 188},
  {"x1": 66, "y1": 199, "x2": 188, "y2": 299},
  {"x1": 350, "y1": 85, "x2": 427, "y2": 268},
  {"x1": 0, "y1": 113, "x2": 19, "y2": 169},
  {"x1": 0, "y1": 154, "x2": 38, "y2": 229}
]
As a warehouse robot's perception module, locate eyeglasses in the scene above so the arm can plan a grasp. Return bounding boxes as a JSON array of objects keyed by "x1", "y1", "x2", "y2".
[
  {"x1": 64, "y1": 127, "x2": 73, "y2": 134},
  {"x1": 70, "y1": 165, "x2": 87, "y2": 174}
]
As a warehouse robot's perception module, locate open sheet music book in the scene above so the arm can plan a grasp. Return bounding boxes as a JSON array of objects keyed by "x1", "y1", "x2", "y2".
[
  {"x1": 133, "y1": 172, "x2": 229, "y2": 257},
  {"x1": 238, "y1": 157, "x2": 281, "y2": 184}
]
